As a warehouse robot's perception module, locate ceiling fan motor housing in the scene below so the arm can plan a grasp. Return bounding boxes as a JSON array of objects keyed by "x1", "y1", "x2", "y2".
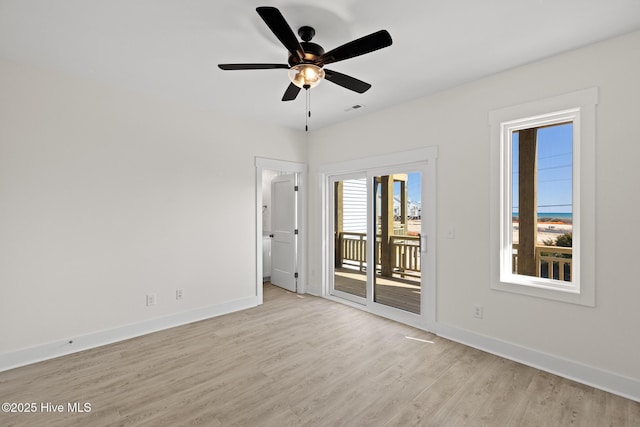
[{"x1": 287, "y1": 26, "x2": 325, "y2": 66}]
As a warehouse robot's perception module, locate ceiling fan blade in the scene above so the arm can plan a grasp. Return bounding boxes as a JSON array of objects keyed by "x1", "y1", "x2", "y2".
[
  {"x1": 282, "y1": 83, "x2": 301, "y2": 101},
  {"x1": 316, "y1": 30, "x2": 392, "y2": 66},
  {"x1": 324, "y1": 69, "x2": 372, "y2": 93},
  {"x1": 256, "y1": 6, "x2": 305, "y2": 63},
  {"x1": 218, "y1": 63, "x2": 289, "y2": 70}
]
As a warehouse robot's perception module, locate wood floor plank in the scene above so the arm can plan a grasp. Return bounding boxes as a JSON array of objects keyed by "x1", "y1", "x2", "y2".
[
  {"x1": 628, "y1": 398, "x2": 640, "y2": 426},
  {"x1": 471, "y1": 359, "x2": 539, "y2": 426},
  {"x1": 516, "y1": 371, "x2": 620, "y2": 427},
  {"x1": 0, "y1": 283, "x2": 638, "y2": 426},
  {"x1": 386, "y1": 346, "x2": 497, "y2": 426}
]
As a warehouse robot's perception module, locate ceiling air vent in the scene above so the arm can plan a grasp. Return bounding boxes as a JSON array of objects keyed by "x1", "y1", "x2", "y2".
[{"x1": 344, "y1": 104, "x2": 365, "y2": 112}]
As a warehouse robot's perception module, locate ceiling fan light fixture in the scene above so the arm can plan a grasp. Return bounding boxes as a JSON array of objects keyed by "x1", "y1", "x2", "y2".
[{"x1": 288, "y1": 64, "x2": 325, "y2": 89}]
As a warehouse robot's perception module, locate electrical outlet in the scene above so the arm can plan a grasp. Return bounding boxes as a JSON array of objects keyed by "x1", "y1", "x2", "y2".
[
  {"x1": 176, "y1": 289, "x2": 184, "y2": 300},
  {"x1": 146, "y1": 293, "x2": 156, "y2": 306},
  {"x1": 474, "y1": 304, "x2": 483, "y2": 319},
  {"x1": 448, "y1": 227, "x2": 455, "y2": 239}
]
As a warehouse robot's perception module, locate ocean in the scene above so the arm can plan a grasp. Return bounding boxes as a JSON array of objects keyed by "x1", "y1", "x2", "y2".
[{"x1": 512, "y1": 212, "x2": 572, "y2": 220}]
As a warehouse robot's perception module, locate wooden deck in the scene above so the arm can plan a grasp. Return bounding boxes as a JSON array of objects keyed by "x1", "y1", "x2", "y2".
[{"x1": 334, "y1": 267, "x2": 421, "y2": 314}]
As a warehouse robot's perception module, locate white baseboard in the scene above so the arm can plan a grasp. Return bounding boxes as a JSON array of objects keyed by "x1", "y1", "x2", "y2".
[
  {"x1": 437, "y1": 323, "x2": 640, "y2": 402},
  {"x1": 0, "y1": 296, "x2": 258, "y2": 373}
]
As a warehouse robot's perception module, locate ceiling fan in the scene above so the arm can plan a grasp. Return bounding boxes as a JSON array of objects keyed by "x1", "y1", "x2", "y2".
[{"x1": 218, "y1": 6, "x2": 393, "y2": 101}]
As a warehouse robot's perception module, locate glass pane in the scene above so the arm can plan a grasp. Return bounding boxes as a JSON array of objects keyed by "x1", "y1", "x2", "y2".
[
  {"x1": 373, "y1": 173, "x2": 421, "y2": 314},
  {"x1": 511, "y1": 123, "x2": 573, "y2": 281},
  {"x1": 333, "y1": 178, "x2": 367, "y2": 299}
]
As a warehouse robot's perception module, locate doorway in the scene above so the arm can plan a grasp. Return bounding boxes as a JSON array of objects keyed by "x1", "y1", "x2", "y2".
[
  {"x1": 330, "y1": 169, "x2": 424, "y2": 315},
  {"x1": 322, "y1": 148, "x2": 437, "y2": 331},
  {"x1": 255, "y1": 158, "x2": 307, "y2": 304}
]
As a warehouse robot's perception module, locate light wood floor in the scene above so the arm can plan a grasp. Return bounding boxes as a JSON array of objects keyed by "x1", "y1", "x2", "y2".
[{"x1": 1, "y1": 284, "x2": 638, "y2": 426}]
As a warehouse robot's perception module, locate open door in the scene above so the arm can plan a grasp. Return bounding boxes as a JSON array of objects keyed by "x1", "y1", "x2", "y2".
[{"x1": 270, "y1": 173, "x2": 298, "y2": 292}]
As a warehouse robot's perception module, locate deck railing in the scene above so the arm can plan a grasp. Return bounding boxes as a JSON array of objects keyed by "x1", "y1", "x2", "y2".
[
  {"x1": 340, "y1": 232, "x2": 367, "y2": 271},
  {"x1": 512, "y1": 244, "x2": 573, "y2": 281},
  {"x1": 337, "y1": 232, "x2": 421, "y2": 277},
  {"x1": 391, "y1": 235, "x2": 421, "y2": 277}
]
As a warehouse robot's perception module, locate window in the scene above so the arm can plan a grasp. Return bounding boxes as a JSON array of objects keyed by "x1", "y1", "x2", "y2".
[
  {"x1": 504, "y1": 113, "x2": 577, "y2": 291},
  {"x1": 490, "y1": 88, "x2": 597, "y2": 306}
]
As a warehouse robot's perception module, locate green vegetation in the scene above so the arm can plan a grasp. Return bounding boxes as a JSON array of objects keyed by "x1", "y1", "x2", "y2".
[
  {"x1": 542, "y1": 232, "x2": 572, "y2": 258},
  {"x1": 542, "y1": 232, "x2": 572, "y2": 247},
  {"x1": 555, "y1": 232, "x2": 572, "y2": 248}
]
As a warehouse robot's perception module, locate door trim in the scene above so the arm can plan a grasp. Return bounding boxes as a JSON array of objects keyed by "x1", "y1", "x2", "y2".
[{"x1": 255, "y1": 157, "x2": 307, "y2": 305}]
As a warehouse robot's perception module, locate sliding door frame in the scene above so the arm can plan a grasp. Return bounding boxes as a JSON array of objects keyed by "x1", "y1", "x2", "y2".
[{"x1": 320, "y1": 147, "x2": 438, "y2": 332}]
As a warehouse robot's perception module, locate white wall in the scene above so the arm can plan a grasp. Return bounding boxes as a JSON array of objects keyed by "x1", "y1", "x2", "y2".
[
  {"x1": 0, "y1": 59, "x2": 306, "y2": 359},
  {"x1": 307, "y1": 31, "x2": 640, "y2": 388}
]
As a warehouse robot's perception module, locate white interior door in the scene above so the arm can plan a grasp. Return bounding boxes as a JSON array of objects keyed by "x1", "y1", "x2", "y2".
[{"x1": 271, "y1": 174, "x2": 297, "y2": 292}]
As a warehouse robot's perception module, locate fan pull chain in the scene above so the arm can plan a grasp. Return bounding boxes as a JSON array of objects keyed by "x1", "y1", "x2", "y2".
[{"x1": 304, "y1": 84, "x2": 311, "y2": 132}]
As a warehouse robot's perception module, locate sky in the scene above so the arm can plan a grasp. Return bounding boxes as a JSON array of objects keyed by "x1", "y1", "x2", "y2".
[
  {"x1": 407, "y1": 172, "x2": 421, "y2": 203},
  {"x1": 512, "y1": 123, "x2": 573, "y2": 214},
  {"x1": 392, "y1": 172, "x2": 422, "y2": 204},
  {"x1": 393, "y1": 122, "x2": 573, "y2": 212}
]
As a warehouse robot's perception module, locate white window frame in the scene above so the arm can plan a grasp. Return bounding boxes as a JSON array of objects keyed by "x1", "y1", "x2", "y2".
[
  {"x1": 489, "y1": 88, "x2": 597, "y2": 306},
  {"x1": 501, "y1": 110, "x2": 580, "y2": 292}
]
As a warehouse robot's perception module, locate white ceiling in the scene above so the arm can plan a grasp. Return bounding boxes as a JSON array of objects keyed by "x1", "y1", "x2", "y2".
[{"x1": 1, "y1": 0, "x2": 639, "y2": 131}]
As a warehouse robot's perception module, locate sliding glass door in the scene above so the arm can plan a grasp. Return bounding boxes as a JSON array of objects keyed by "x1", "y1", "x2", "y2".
[
  {"x1": 330, "y1": 174, "x2": 368, "y2": 305},
  {"x1": 329, "y1": 166, "x2": 427, "y2": 320},
  {"x1": 373, "y1": 172, "x2": 422, "y2": 314}
]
